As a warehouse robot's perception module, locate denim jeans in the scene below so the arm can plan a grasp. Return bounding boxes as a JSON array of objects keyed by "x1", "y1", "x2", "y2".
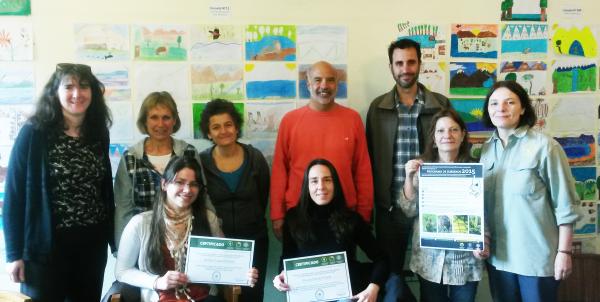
[
  {"x1": 487, "y1": 263, "x2": 560, "y2": 302},
  {"x1": 418, "y1": 276, "x2": 478, "y2": 302},
  {"x1": 383, "y1": 272, "x2": 417, "y2": 302}
]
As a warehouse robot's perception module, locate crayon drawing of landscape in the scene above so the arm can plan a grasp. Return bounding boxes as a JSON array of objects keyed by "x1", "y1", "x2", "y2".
[
  {"x1": 449, "y1": 62, "x2": 496, "y2": 96},
  {"x1": 245, "y1": 101, "x2": 295, "y2": 139},
  {"x1": 551, "y1": 59, "x2": 597, "y2": 93},
  {"x1": 574, "y1": 201, "x2": 597, "y2": 237},
  {"x1": 501, "y1": 24, "x2": 548, "y2": 58},
  {"x1": 0, "y1": 63, "x2": 34, "y2": 104},
  {"x1": 531, "y1": 98, "x2": 548, "y2": 131},
  {"x1": 245, "y1": 24, "x2": 296, "y2": 61},
  {"x1": 192, "y1": 102, "x2": 244, "y2": 139},
  {"x1": 74, "y1": 24, "x2": 129, "y2": 61},
  {"x1": 420, "y1": 62, "x2": 447, "y2": 95},
  {"x1": 190, "y1": 24, "x2": 242, "y2": 61},
  {"x1": 570, "y1": 167, "x2": 596, "y2": 201},
  {"x1": 449, "y1": 98, "x2": 494, "y2": 134},
  {"x1": 0, "y1": 104, "x2": 32, "y2": 144},
  {"x1": 500, "y1": 0, "x2": 547, "y2": 22},
  {"x1": 298, "y1": 64, "x2": 347, "y2": 99},
  {"x1": 551, "y1": 24, "x2": 598, "y2": 58},
  {"x1": 92, "y1": 63, "x2": 131, "y2": 101},
  {"x1": 0, "y1": 0, "x2": 30, "y2": 15},
  {"x1": 0, "y1": 22, "x2": 32, "y2": 61},
  {"x1": 499, "y1": 61, "x2": 547, "y2": 96},
  {"x1": 133, "y1": 25, "x2": 188, "y2": 61},
  {"x1": 245, "y1": 62, "x2": 296, "y2": 99},
  {"x1": 297, "y1": 25, "x2": 347, "y2": 63},
  {"x1": 191, "y1": 64, "x2": 243, "y2": 101},
  {"x1": 554, "y1": 134, "x2": 595, "y2": 166},
  {"x1": 547, "y1": 96, "x2": 598, "y2": 133},
  {"x1": 397, "y1": 22, "x2": 447, "y2": 60},
  {"x1": 451, "y1": 24, "x2": 498, "y2": 58}
]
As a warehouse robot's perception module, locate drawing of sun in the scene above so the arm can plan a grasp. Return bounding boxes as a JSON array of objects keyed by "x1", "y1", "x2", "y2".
[
  {"x1": 476, "y1": 62, "x2": 496, "y2": 73},
  {"x1": 470, "y1": 108, "x2": 483, "y2": 118}
]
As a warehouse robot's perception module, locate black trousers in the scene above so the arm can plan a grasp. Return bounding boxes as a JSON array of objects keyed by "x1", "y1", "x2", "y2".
[
  {"x1": 21, "y1": 224, "x2": 108, "y2": 302},
  {"x1": 239, "y1": 234, "x2": 268, "y2": 302}
]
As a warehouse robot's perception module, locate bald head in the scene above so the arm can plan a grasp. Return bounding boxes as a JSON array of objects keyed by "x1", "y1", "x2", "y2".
[{"x1": 306, "y1": 61, "x2": 338, "y2": 111}]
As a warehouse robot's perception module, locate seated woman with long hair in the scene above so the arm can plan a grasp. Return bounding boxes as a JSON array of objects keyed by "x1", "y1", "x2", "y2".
[
  {"x1": 115, "y1": 156, "x2": 258, "y2": 302},
  {"x1": 272, "y1": 158, "x2": 387, "y2": 302}
]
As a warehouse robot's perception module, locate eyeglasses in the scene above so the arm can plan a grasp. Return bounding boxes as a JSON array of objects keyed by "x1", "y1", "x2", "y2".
[
  {"x1": 56, "y1": 63, "x2": 92, "y2": 73},
  {"x1": 170, "y1": 180, "x2": 203, "y2": 190}
]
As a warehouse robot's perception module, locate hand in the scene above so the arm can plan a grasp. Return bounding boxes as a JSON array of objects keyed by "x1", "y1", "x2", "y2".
[
  {"x1": 154, "y1": 271, "x2": 189, "y2": 290},
  {"x1": 404, "y1": 159, "x2": 423, "y2": 179},
  {"x1": 554, "y1": 251, "x2": 572, "y2": 280},
  {"x1": 272, "y1": 219, "x2": 284, "y2": 241},
  {"x1": 5, "y1": 259, "x2": 25, "y2": 283},
  {"x1": 473, "y1": 234, "x2": 490, "y2": 260},
  {"x1": 352, "y1": 283, "x2": 379, "y2": 302},
  {"x1": 247, "y1": 267, "x2": 259, "y2": 287},
  {"x1": 272, "y1": 271, "x2": 290, "y2": 292}
]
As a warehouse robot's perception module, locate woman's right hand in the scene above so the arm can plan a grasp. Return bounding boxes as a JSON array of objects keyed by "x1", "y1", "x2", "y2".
[
  {"x1": 154, "y1": 271, "x2": 189, "y2": 290},
  {"x1": 272, "y1": 271, "x2": 290, "y2": 292},
  {"x1": 5, "y1": 259, "x2": 25, "y2": 283},
  {"x1": 404, "y1": 159, "x2": 423, "y2": 179}
]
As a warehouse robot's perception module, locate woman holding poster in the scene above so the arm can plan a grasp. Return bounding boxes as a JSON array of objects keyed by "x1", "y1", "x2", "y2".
[
  {"x1": 272, "y1": 158, "x2": 387, "y2": 302},
  {"x1": 480, "y1": 80, "x2": 580, "y2": 302},
  {"x1": 402, "y1": 109, "x2": 489, "y2": 302}
]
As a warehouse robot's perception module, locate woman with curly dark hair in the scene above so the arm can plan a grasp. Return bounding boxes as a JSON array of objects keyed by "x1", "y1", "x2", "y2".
[
  {"x1": 272, "y1": 158, "x2": 387, "y2": 302},
  {"x1": 3, "y1": 63, "x2": 114, "y2": 301}
]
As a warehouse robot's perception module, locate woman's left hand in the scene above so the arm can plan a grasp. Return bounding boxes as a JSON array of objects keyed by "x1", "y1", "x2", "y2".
[
  {"x1": 247, "y1": 267, "x2": 259, "y2": 287},
  {"x1": 554, "y1": 251, "x2": 572, "y2": 280},
  {"x1": 351, "y1": 283, "x2": 379, "y2": 302},
  {"x1": 473, "y1": 234, "x2": 490, "y2": 260}
]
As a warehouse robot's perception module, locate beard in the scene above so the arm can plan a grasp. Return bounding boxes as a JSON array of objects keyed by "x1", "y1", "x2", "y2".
[{"x1": 395, "y1": 72, "x2": 419, "y2": 89}]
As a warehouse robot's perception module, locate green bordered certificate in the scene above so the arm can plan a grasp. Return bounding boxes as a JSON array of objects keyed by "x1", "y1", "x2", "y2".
[
  {"x1": 283, "y1": 251, "x2": 352, "y2": 302},
  {"x1": 185, "y1": 236, "x2": 254, "y2": 285}
]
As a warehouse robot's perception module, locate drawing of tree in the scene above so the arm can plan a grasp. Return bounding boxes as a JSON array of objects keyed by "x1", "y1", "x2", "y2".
[
  {"x1": 177, "y1": 35, "x2": 182, "y2": 48},
  {"x1": 522, "y1": 74, "x2": 534, "y2": 94},
  {"x1": 219, "y1": 83, "x2": 225, "y2": 95}
]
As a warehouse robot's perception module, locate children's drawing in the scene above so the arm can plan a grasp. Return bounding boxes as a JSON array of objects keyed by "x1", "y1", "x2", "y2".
[
  {"x1": 574, "y1": 201, "x2": 597, "y2": 238},
  {"x1": 551, "y1": 24, "x2": 598, "y2": 58},
  {"x1": 450, "y1": 24, "x2": 498, "y2": 59},
  {"x1": 91, "y1": 63, "x2": 131, "y2": 102},
  {"x1": 298, "y1": 64, "x2": 346, "y2": 99},
  {"x1": 245, "y1": 62, "x2": 296, "y2": 99},
  {"x1": 190, "y1": 24, "x2": 242, "y2": 61},
  {"x1": 0, "y1": 22, "x2": 32, "y2": 61},
  {"x1": 397, "y1": 22, "x2": 447, "y2": 60},
  {"x1": 109, "y1": 144, "x2": 128, "y2": 178},
  {"x1": 74, "y1": 24, "x2": 129, "y2": 61},
  {"x1": 551, "y1": 59, "x2": 597, "y2": 93},
  {"x1": 191, "y1": 64, "x2": 243, "y2": 101},
  {"x1": 0, "y1": 0, "x2": 30, "y2": 15},
  {"x1": 0, "y1": 104, "x2": 32, "y2": 145},
  {"x1": 501, "y1": 24, "x2": 548, "y2": 58},
  {"x1": 449, "y1": 62, "x2": 496, "y2": 96},
  {"x1": 134, "y1": 64, "x2": 189, "y2": 102},
  {"x1": 297, "y1": 25, "x2": 347, "y2": 63},
  {"x1": 554, "y1": 134, "x2": 595, "y2": 166},
  {"x1": 107, "y1": 102, "x2": 133, "y2": 142},
  {"x1": 244, "y1": 101, "x2": 295, "y2": 139},
  {"x1": 192, "y1": 102, "x2": 244, "y2": 139},
  {"x1": 420, "y1": 62, "x2": 447, "y2": 95},
  {"x1": 547, "y1": 96, "x2": 598, "y2": 133},
  {"x1": 500, "y1": 0, "x2": 547, "y2": 22},
  {"x1": 499, "y1": 61, "x2": 547, "y2": 96},
  {"x1": 245, "y1": 24, "x2": 296, "y2": 61},
  {"x1": 571, "y1": 167, "x2": 596, "y2": 201},
  {"x1": 133, "y1": 24, "x2": 188, "y2": 61},
  {"x1": 449, "y1": 98, "x2": 494, "y2": 134},
  {"x1": 0, "y1": 62, "x2": 34, "y2": 104},
  {"x1": 531, "y1": 98, "x2": 548, "y2": 131}
]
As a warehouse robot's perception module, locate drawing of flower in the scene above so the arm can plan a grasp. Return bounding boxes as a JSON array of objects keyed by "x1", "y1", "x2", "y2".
[{"x1": 0, "y1": 30, "x2": 12, "y2": 47}]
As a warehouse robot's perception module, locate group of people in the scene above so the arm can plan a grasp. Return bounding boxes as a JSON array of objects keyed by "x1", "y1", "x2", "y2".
[{"x1": 3, "y1": 38, "x2": 580, "y2": 302}]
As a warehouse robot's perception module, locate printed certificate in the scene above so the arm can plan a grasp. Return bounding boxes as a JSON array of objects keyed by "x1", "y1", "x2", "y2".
[
  {"x1": 283, "y1": 251, "x2": 352, "y2": 302},
  {"x1": 185, "y1": 236, "x2": 254, "y2": 285},
  {"x1": 418, "y1": 163, "x2": 485, "y2": 251}
]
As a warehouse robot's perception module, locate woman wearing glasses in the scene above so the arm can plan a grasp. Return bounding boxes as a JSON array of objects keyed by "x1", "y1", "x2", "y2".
[
  {"x1": 3, "y1": 63, "x2": 114, "y2": 301},
  {"x1": 115, "y1": 156, "x2": 258, "y2": 302},
  {"x1": 198, "y1": 99, "x2": 270, "y2": 302}
]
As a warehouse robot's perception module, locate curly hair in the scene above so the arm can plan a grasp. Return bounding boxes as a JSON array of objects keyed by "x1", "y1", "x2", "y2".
[{"x1": 199, "y1": 98, "x2": 243, "y2": 140}]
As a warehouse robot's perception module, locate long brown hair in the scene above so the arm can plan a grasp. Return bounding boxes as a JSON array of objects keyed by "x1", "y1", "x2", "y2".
[{"x1": 421, "y1": 109, "x2": 474, "y2": 163}]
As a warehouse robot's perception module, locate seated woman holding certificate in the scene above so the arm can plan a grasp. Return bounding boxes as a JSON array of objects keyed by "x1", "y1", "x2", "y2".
[
  {"x1": 272, "y1": 158, "x2": 387, "y2": 302},
  {"x1": 115, "y1": 155, "x2": 258, "y2": 302},
  {"x1": 400, "y1": 109, "x2": 490, "y2": 302}
]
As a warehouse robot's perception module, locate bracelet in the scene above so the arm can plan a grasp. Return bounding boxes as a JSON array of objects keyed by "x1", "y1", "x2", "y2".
[{"x1": 557, "y1": 249, "x2": 573, "y2": 255}]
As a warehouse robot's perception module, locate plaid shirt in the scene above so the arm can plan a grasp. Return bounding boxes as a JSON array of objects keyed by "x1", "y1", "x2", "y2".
[{"x1": 392, "y1": 89, "x2": 424, "y2": 203}]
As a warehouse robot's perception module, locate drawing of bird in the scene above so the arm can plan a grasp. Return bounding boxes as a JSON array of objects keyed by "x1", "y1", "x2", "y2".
[{"x1": 209, "y1": 28, "x2": 220, "y2": 40}]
